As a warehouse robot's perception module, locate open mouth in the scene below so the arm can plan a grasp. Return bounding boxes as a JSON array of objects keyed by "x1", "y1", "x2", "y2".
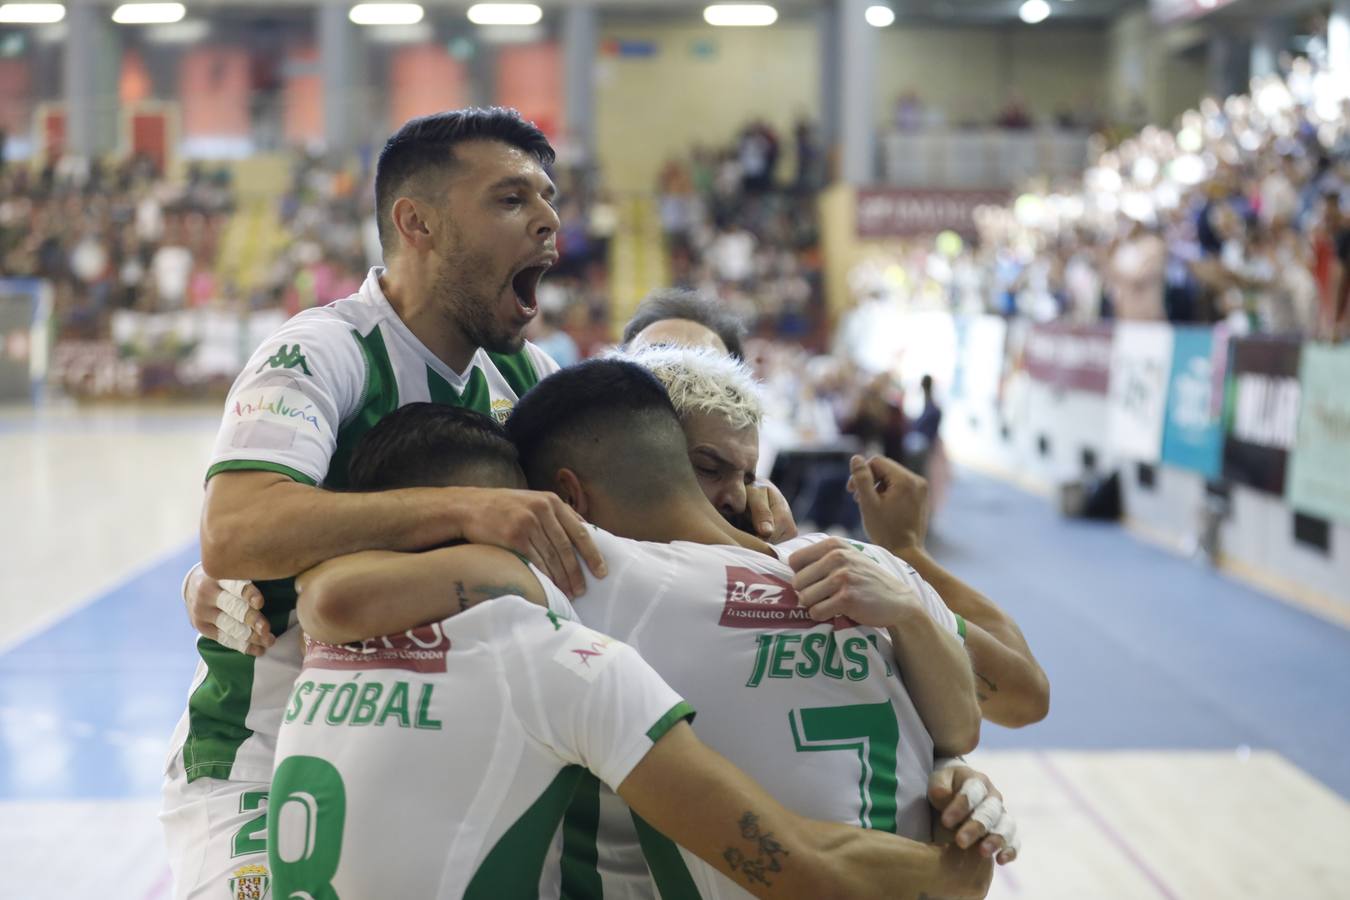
[{"x1": 511, "y1": 265, "x2": 549, "y2": 315}]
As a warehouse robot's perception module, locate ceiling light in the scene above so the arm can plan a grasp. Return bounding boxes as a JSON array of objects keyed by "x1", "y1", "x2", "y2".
[
  {"x1": 865, "y1": 5, "x2": 894, "y2": 28},
  {"x1": 0, "y1": 3, "x2": 64, "y2": 23},
  {"x1": 703, "y1": 4, "x2": 777, "y2": 27},
  {"x1": 467, "y1": 3, "x2": 541, "y2": 26},
  {"x1": 111, "y1": 2, "x2": 184, "y2": 24},
  {"x1": 349, "y1": 3, "x2": 423, "y2": 26},
  {"x1": 1019, "y1": 0, "x2": 1050, "y2": 24}
]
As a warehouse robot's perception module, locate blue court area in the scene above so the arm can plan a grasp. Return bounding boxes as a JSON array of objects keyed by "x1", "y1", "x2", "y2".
[{"x1": 3, "y1": 472, "x2": 1348, "y2": 804}]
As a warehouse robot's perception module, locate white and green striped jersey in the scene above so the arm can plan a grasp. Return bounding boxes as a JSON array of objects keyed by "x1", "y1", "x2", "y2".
[
  {"x1": 268, "y1": 595, "x2": 693, "y2": 899},
  {"x1": 560, "y1": 529, "x2": 964, "y2": 900},
  {"x1": 165, "y1": 266, "x2": 559, "y2": 786}
]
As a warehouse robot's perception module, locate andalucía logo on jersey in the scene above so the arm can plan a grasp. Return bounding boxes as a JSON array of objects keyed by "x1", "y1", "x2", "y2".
[
  {"x1": 305, "y1": 623, "x2": 453, "y2": 673},
  {"x1": 256, "y1": 343, "x2": 312, "y2": 376},
  {"x1": 228, "y1": 863, "x2": 270, "y2": 900},
  {"x1": 719, "y1": 566, "x2": 856, "y2": 630}
]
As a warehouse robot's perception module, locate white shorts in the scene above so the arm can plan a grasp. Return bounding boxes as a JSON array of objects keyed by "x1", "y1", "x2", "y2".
[{"x1": 159, "y1": 754, "x2": 271, "y2": 900}]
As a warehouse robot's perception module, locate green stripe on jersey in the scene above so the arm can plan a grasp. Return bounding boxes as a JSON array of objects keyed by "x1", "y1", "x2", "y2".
[
  {"x1": 646, "y1": 701, "x2": 695, "y2": 743},
  {"x1": 182, "y1": 577, "x2": 298, "y2": 781},
  {"x1": 464, "y1": 765, "x2": 586, "y2": 899},
  {"x1": 426, "y1": 364, "x2": 491, "y2": 413},
  {"x1": 487, "y1": 349, "x2": 541, "y2": 398},
  {"x1": 204, "y1": 459, "x2": 318, "y2": 486},
  {"x1": 633, "y1": 813, "x2": 703, "y2": 900},
  {"x1": 326, "y1": 325, "x2": 400, "y2": 491},
  {"x1": 560, "y1": 773, "x2": 604, "y2": 900}
]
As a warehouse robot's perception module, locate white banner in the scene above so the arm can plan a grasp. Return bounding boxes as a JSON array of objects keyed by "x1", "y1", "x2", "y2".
[{"x1": 1107, "y1": 322, "x2": 1175, "y2": 462}]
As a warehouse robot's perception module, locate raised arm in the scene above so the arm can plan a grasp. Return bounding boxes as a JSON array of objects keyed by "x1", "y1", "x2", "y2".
[
  {"x1": 619, "y1": 721, "x2": 993, "y2": 900},
  {"x1": 848, "y1": 455, "x2": 1050, "y2": 727},
  {"x1": 787, "y1": 538, "x2": 981, "y2": 757},
  {"x1": 296, "y1": 544, "x2": 549, "y2": 644},
  {"x1": 199, "y1": 470, "x2": 603, "y2": 595}
]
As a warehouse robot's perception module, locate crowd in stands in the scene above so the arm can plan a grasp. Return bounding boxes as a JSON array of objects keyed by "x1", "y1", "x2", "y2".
[
  {"x1": 880, "y1": 58, "x2": 1350, "y2": 341},
  {"x1": 0, "y1": 155, "x2": 234, "y2": 338},
  {"x1": 654, "y1": 119, "x2": 830, "y2": 349}
]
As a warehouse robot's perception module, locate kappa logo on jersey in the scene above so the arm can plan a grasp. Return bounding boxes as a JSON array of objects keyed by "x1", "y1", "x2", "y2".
[
  {"x1": 304, "y1": 623, "x2": 453, "y2": 674},
  {"x1": 490, "y1": 398, "x2": 515, "y2": 424},
  {"x1": 719, "y1": 566, "x2": 856, "y2": 630},
  {"x1": 256, "y1": 343, "x2": 312, "y2": 376},
  {"x1": 228, "y1": 863, "x2": 270, "y2": 900},
  {"x1": 553, "y1": 628, "x2": 620, "y2": 683}
]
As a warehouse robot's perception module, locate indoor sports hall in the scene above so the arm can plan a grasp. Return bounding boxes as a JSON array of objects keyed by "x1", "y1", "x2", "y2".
[{"x1": 3, "y1": 1, "x2": 1349, "y2": 898}]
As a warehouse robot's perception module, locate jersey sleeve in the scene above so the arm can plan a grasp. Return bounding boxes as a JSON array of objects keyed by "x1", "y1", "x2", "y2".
[
  {"x1": 206, "y1": 313, "x2": 366, "y2": 486},
  {"x1": 850, "y1": 539, "x2": 963, "y2": 640},
  {"x1": 524, "y1": 560, "x2": 579, "y2": 622},
  {"x1": 504, "y1": 606, "x2": 692, "y2": 793}
]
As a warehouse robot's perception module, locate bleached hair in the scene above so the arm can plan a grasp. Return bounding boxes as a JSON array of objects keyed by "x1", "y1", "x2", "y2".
[{"x1": 609, "y1": 344, "x2": 764, "y2": 431}]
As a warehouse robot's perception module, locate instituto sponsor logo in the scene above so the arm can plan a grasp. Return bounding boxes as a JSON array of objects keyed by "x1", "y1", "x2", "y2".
[
  {"x1": 231, "y1": 387, "x2": 322, "y2": 432},
  {"x1": 305, "y1": 623, "x2": 452, "y2": 674},
  {"x1": 719, "y1": 566, "x2": 855, "y2": 630}
]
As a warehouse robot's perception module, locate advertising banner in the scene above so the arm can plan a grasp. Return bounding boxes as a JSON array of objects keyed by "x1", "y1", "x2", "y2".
[
  {"x1": 1222, "y1": 337, "x2": 1302, "y2": 495},
  {"x1": 1023, "y1": 321, "x2": 1114, "y2": 395},
  {"x1": 1285, "y1": 344, "x2": 1350, "y2": 524},
  {"x1": 952, "y1": 315, "x2": 1007, "y2": 407},
  {"x1": 1108, "y1": 322, "x2": 1174, "y2": 462},
  {"x1": 855, "y1": 188, "x2": 1009, "y2": 238},
  {"x1": 1160, "y1": 326, "x2": 1225, "y2": 479}
]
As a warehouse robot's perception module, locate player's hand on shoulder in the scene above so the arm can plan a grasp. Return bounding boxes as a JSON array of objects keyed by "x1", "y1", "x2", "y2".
[
  {"x1": 848, "y1": 454, "x2": 929, "y2": 552},
  {"x1": 459, "y1": 488, "x2": 606, "y2": 599},
  {"x1": 183, "y1": 563, "x2": 273, "y2": 656},
  {"x1": 787, "y1": 536, "x2": 921, "y2": 626},
  {"x1": 746, "y1": 479, "x2": 798, "y2": 542},
  {"x1": 928, "y1": 760, "x2": 1020, "y2": 865}
]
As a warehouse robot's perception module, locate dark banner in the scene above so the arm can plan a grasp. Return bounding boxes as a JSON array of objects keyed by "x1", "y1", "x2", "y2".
[
  {"x1": 1222, "y1": 337, "x2": 1302, "y2": 495},
  {"x1": 1022, "y1": 322, "x2": 1115, "y2": 395},
  {"x1": 855, "y1": 188, "x2": 1008, "y2": 239}
]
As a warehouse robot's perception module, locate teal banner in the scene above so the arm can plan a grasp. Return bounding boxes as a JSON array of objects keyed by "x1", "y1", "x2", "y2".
[{"x1": 1160, "y1": 327, "x2": 1223, "y2": 479}]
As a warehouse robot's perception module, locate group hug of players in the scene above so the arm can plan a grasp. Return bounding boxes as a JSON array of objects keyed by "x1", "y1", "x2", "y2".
[{"x1": 158, "y1": 108, "x2": 1049, "y2": 899}]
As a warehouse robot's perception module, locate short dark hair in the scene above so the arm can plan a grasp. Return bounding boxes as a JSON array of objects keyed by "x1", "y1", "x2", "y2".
[
  {"x1": 347, "y1": 403, "x2": 521, "y2": 491},
  {"x1": 621, "y1": 288, "x2": 747, "y2": 360},
  {"x1": 374, "y1": 107, "x2": 556, "y2": 258},
  {"x1": 504, "y1": 359, "x2": 696, "y2": 504}
]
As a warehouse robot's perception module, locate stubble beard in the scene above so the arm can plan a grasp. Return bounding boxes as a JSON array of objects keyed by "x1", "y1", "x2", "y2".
[{"x1": 432, "y1": 246, "x2": 525, "y2": 357}]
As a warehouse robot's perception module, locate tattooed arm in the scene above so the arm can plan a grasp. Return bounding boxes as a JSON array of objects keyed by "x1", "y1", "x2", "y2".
[
  {"x1": 618, "y1": 722, "x2": 993, "y2": 900},
  {"x1": 295, "y1": 545, "x2": 547, "y2": 644}
]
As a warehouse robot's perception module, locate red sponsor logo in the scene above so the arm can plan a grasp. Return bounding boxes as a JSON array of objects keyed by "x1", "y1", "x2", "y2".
[
  {"x1": 304, "y1": 623, "x2": 452, "y2": 673},
  {"x1": 718, "y1": 566, "x2": 855, "y2": 630}
]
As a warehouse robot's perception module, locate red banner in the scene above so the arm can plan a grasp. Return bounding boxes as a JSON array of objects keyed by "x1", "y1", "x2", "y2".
[{"x1": 1022, "y1": 322, "x2": 1115, "y2": 395}]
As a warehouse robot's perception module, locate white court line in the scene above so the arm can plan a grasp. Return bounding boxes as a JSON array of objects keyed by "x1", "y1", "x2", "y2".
[{"x1": 0, "y1": 537, "x2": 197, "y2": 657}]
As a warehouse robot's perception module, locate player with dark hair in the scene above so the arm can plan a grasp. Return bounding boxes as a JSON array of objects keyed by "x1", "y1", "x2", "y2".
[
  {"x1": 161, "y1": 108, "x2": 606, "y2": 899},
  {"x1": 266, "y1": 402, "x2": 998, "y2": 898}
]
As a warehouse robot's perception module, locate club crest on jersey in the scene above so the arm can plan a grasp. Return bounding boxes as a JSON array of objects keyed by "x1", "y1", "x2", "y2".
[
  {"x1": 228, "y1": 863, "x2": 270, "y2": 900},
  {"x1": 719, "y1": 566, "x2": 856, "y2": 630},
  {"x1": 490, "y1": 398, "x2": 515, "y2": 424}
]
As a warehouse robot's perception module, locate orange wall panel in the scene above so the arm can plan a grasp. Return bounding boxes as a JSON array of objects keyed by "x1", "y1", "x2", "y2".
[
  {"x1": 388, "y1": 44, "x2": 466, "y2": 132},
  {"x1": 494, "y1": 42, "x2": 561, "y2": 138},
  {"x1": 285, "y1": 46, "x2": 323, "y2": 145},
  {"x1": 0, "y1": 59, "x2": 29, "y2": 134},
  {"x1": 180, "y1": 47, "x2": 251, "y2": 137}
]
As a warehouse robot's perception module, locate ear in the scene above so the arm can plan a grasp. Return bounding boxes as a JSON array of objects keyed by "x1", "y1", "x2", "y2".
[
  {"x1": 553, "y1": 468, "x2": 589, "y2": 519},
  {"x1": 391, "y1": 196, "x2": 434, "y2": 252}
]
